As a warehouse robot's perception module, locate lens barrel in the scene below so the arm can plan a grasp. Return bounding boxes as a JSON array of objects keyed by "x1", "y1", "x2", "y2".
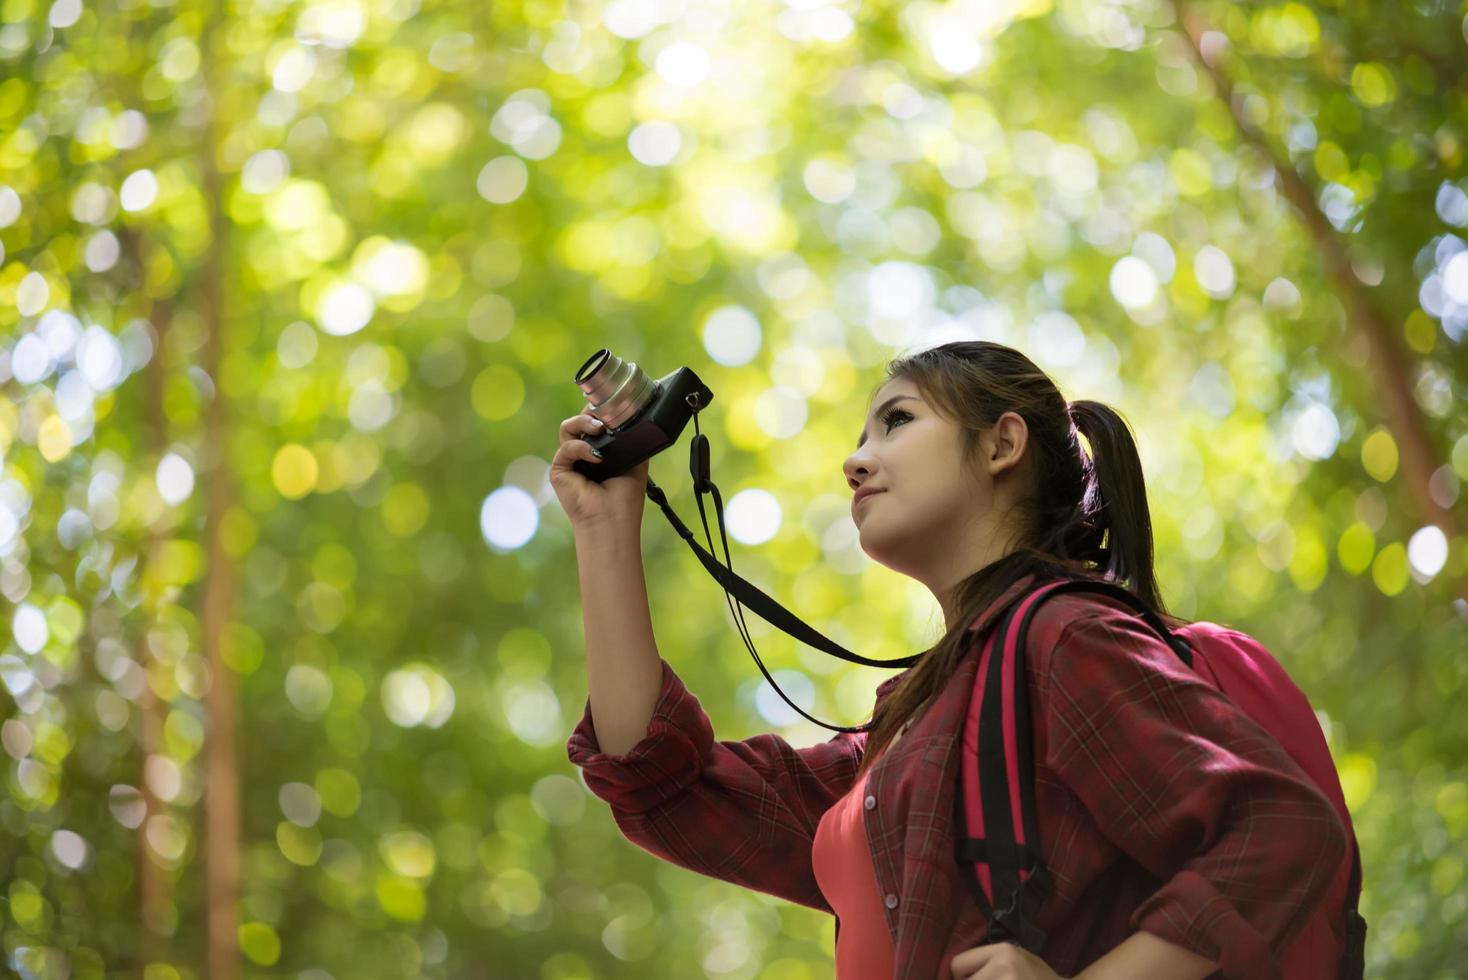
[{"x1": 574, "y1": 349, "x2": 658, "y2": 430}]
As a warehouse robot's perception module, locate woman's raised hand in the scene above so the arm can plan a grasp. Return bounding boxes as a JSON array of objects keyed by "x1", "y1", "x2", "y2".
[{"x1": 551, "y1": 407, "x2": 651, "y2": 536}]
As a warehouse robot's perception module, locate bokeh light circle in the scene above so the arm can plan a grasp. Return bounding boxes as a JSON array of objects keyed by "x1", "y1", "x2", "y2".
[
  {"x1": 726, "y1": 488, "x2": 782, "y2": 545},
  {"x1": 481, "y1": 486, "x2": 538, "y2": 550},
  {"x1": 702, "y1": 306, "x2": 762, "y2": 367}
]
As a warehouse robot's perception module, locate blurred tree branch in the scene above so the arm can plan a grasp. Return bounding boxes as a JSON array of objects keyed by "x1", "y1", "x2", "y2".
[{"x1": 1170, "y1": 0, "x2": 1467, "y2": 605}]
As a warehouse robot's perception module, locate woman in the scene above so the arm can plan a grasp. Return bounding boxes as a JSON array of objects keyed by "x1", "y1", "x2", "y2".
[{"x1": 551, "y1": 341, "x2": 1346, "y2": 980}]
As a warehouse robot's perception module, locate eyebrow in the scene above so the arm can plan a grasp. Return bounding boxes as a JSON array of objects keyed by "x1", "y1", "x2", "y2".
[{"x1": 856, "y1": 395, "x2": 921, "y2": 449}]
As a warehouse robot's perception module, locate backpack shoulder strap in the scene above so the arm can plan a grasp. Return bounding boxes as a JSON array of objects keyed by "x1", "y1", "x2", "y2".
[
  {"x1": 954, "y1": 576, "x2": 1192, "y2": 951},
  {"x1": 1341, "y1": 834, "x2": 1368, "y2": 978}
]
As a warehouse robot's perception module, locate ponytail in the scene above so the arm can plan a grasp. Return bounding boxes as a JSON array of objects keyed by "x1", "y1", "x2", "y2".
[{"x1": 1065, "y1": 399, "x2": 1165, "y2": 614}]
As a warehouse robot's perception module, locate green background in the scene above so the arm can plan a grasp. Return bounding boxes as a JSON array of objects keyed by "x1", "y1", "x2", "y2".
[{"x1": 0, "y1": 0, "x2": 1465, "y2": 976}]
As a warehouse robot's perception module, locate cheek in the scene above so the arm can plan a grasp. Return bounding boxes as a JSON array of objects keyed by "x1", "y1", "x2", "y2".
[{"x1": 912, "y1": 473, "x2": 984, "y2": 527}]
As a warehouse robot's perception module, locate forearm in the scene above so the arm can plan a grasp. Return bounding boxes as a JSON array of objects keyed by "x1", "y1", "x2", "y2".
[
  {"x1": 574, "y1": 524, "x2": 664, "y2": 756},
  {"x1": 1074, "y1": 930, "x2": 1217, "y2": 980}
]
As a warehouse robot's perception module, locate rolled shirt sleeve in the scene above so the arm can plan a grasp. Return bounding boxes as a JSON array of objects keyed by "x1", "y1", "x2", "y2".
[
  {"x1": 567, "y1": 656, "x2": 865, "y2": 912},
  {"x1": 1041, "y1": 612, "x2": 1348, "y2": 979}
]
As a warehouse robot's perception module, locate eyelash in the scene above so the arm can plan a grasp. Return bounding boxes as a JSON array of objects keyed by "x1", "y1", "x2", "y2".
[{"x1": 879, "y1": 408, "x2": 911, "y2": 432}]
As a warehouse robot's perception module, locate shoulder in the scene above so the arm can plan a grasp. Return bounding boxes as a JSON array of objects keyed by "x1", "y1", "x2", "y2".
[
  {"x1": 1022, "y1": 587, "x2": 1177, "y2": 677},
  {"x1": 1027, "y1": 589, "x2": 1133, "y2": 645}
]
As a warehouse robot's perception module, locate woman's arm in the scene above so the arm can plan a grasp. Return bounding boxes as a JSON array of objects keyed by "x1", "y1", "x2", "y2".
[
  {"x1": 567, "y1": 523, "x2": 865, "y2": 911},
  {"x1": 951, "y1": 930, "x2": 1216, "y2": 980},
  {"x1": 574, "y1": 522, "x2": 664, "y2": 756},
  {"x1": 1075, "y1": 930, "x2": 1217, "y2": 980},
  {"x1": 567, "y1": 656, "x2": 864, "y2": 911}
]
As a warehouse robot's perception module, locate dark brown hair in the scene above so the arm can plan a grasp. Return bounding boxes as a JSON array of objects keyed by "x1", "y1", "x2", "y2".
[{"x1": 852, "y1": 341, "x2": 1187, "y2": 779}]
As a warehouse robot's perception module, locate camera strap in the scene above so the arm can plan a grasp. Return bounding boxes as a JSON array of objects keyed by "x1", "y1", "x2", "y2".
[{"x1": 641, "y1": 401, "x2": 920, "y2": 734}]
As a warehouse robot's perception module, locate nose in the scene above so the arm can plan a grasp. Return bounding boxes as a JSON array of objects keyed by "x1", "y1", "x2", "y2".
[{"x1": 843, "y1": 448, "x2": 872, "y2": 490}]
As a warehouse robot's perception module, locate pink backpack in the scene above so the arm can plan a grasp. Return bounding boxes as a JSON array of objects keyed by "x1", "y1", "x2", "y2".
[{"x1": 955, "y1": 578, "x2": 1366, "y2": 977}]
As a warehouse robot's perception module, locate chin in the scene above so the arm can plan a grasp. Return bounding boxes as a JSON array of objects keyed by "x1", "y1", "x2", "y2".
[{"x1": 855, "y1": 526, "x2": 896, "y2": 564}]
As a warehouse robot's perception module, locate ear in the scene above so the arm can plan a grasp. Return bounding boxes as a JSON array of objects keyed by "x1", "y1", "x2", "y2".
[{"x1": 987, "y1": 411, "x2": 1029, "y2": 478}]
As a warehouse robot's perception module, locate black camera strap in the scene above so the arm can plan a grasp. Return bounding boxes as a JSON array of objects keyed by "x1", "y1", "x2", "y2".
[{"x1": 641, "y1": 400, "x2": 920, "y2": 734}]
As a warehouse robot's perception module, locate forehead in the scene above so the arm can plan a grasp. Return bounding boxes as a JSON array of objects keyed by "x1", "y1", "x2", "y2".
[{"x1": 869, "y1": 378, "x2": 920, "y2": 407}]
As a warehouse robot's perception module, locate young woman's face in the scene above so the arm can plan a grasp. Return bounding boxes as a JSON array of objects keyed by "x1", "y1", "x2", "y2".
[{"x1": 842, "y1": 377, "x2": 1030, "y2": 628}]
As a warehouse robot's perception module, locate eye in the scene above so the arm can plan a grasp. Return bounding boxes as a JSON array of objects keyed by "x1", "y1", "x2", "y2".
[{"x1": 880, "y1": 408, "x2": 911, "y2": 431}]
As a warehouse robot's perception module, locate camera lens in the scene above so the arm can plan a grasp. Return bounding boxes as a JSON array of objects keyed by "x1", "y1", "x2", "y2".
[{"x1": 574, "y1": 349, "x2": 657, "y2": 431}]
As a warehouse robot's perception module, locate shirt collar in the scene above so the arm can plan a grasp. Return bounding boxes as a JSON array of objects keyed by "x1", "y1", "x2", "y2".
[
  {"x1": 965, "y1": 570, "x2": 1042, "y2": 637},
  {"x1": 873, "y1": 571, "x2": 1042, "y2": 699}
]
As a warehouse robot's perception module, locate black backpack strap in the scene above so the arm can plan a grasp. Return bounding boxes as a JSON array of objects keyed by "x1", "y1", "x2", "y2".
[
  {"x1": 982, "y1": 596, "x2": 1046, "y2": 945},
  {"x1": 955, "y1": 583, "x2": 1060, "y2": 950},
  {"x1": 957, "y1": 576, "x2": 1191, "y2": 952},
  {"x1": 1340, "y1": 834, "x2": 1367, "y2": 979},
  {"x1": 952, "y1": 594, "x2": 1030, "y2": 925}
]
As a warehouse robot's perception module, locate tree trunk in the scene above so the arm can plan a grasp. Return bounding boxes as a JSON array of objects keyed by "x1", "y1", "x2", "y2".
[
  {"x1": 199, "y1": 3, "x2": 241, "y2": 977},
  {"x1": 123, "y1": 226, "x2": 176, "y2": 960}
]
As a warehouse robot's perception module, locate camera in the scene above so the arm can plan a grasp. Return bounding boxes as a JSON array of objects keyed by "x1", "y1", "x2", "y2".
[
  {"x1": 567, "y1": 346, "x2": 914, "y2": 733},
  {"x1": 571, "y1": 348, "x2": 714, "y2": 484}
]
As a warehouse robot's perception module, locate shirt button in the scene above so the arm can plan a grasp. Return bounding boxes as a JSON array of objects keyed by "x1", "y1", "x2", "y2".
[
  {"x1": 884, "y1": 893, "x2": 899, "y2": 909},
  {"x1": 864, "y1": 795, "x2": 876, "y2": 810}
]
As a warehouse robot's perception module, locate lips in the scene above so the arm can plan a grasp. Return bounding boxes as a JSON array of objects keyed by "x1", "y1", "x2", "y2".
[{"x1": 853, "y1": 489, "x2": 884, "y2": 513}]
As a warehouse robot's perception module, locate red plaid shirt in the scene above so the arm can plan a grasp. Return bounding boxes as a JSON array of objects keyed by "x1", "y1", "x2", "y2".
[{"x1": 566, "y1": 572, "x2": 1347, "y2": 979}]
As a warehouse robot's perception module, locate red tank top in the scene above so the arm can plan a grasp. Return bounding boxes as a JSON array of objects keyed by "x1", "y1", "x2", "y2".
[{"x1": 812, "y1": 766, "x2": 896, "y2": 979}]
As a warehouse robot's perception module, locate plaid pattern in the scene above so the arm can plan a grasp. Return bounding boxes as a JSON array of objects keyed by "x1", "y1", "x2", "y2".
[{"x1": 566, "y1": 572, "x2": 1347, "y2": 979}]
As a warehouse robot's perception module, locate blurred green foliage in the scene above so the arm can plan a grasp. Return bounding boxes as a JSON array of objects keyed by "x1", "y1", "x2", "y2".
[{"x1": 0, "y1": 0, "x2": 1466, "y2": 977}]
